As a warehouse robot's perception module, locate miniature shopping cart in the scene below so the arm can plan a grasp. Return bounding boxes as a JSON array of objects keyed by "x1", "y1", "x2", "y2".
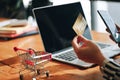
[{"x1": 13, "y1": 47, "x2": 52, "y2": 80}]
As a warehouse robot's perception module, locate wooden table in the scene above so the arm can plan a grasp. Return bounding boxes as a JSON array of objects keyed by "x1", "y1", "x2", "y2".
[{"x1": 0, "y1": 31, "x2": 115, "y2": 80}]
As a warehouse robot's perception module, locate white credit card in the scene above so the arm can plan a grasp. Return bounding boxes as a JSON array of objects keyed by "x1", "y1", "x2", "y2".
[{"x1": 72, "y1": 13, "x2": 87, "y2": 35}]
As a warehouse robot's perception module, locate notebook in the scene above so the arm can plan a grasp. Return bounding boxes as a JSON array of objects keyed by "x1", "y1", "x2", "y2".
[{"x1": 33, "y1": 2, "x2": 113, "y2": 68}]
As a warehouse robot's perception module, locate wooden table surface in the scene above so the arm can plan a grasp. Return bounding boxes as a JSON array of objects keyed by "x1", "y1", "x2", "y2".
[{"x1": 0, "y1": 31, "x2": 115, "y2": 80}]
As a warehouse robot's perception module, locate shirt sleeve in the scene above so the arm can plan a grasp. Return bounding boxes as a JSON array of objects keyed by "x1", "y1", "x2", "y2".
[{"x1": 100, "y1": 59, "x2": 120, "y2": 80}]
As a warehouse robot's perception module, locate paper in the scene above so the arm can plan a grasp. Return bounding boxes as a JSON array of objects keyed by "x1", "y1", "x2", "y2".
[
  {"x1": 72, "y1": 13, "x2": 87, "y2": 35},
  {"x1": 0, "y1": 19, "x2": 27, "y2": 28},
  {"x1": 0, "y1": 20, "x2": 10, "y2": 28}
]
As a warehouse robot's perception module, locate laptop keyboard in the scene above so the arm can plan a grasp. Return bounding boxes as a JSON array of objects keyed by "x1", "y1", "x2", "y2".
[
  {"x1": 55, "y1": 42, "x2": 111, "y2": 62},
  {"x1": 55, "y1": 50, "x2": 77, "y2": 61}
]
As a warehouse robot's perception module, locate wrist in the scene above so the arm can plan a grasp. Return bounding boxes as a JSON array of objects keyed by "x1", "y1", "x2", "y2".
[
  {"x1": 97, "y1": 52, "x2": 106, "y2": 66},
  {"x1": 99, "y1": 59, "x2": 110, "y2": 73}
]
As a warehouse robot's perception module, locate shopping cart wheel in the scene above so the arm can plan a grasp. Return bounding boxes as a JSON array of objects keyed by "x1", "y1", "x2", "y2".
[
  {"x1": 37, "y1": 69, "x2": 40, "y2": 75},
  {"x1": 20, "y1": 74, "x2": 24, "y2": 80},
  {"x1": 45, "y1": 71, "x2": 49, "y2": 77}
]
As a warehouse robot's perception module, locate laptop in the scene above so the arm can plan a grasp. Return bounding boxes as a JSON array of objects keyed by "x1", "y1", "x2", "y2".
[{"x1": 32, "y1": 2, "x2": 113, "y2": 68}]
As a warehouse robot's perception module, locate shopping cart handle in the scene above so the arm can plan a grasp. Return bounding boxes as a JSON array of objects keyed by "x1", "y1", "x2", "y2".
[
  {"x1": 13, "y1": 47, "x2": 34, "y2": 55},
  {"x1": 13, "y1": 47, "x2": 19, "y2": 52}
]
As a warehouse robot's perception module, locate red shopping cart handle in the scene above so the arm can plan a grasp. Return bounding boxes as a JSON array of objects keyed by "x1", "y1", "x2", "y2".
[{"x1": 13, "y1": 47, "x2": 34, "y2": 55}]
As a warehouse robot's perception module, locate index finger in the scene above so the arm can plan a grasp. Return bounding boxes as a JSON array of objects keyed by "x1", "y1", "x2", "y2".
[{"x1": 72, "y1": 35, "x2": 87, "y2": 51}]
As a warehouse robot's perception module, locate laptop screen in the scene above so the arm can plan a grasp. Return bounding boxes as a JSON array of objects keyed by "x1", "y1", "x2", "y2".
[{"x1": 33, "y1": 2, "x2": 92, "y2": 53}]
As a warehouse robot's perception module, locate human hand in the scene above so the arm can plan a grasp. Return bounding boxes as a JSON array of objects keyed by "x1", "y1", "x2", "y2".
[
  {"x1": 106, "y1": 24, "x2": 120, "y2": 47},
  {"x1": 72, "y1": 35, "x2": 105, "y2": 66}
]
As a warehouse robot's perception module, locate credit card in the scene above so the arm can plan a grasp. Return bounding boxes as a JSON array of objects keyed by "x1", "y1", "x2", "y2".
[{"x1": 72, "y1": 13, "x2": 87, "y2": 35}]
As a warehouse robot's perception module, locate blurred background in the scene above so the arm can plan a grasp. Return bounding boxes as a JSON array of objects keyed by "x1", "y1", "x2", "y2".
[
  {"x1": 91, "y1": 0, "x2": 120, "y2": 33},
  {"x1": 0, "y1": 0, "x2": 120, "y2": 33},
  {"x1": 22, "y1": 0, "x2": 120, "y2": 33}
]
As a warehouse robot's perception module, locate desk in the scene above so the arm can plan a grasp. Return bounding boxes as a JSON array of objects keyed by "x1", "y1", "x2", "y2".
[{"x1": 0, "y1": 31, "x2": 115, "y2": 80}]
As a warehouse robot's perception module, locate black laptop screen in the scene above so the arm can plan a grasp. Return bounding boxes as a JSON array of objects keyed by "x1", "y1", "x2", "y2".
[{"x1": 33, "y1": 2, "x2": 92, "y2": 53}]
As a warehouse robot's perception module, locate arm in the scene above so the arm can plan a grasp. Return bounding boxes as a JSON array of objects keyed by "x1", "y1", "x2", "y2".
[{"x1": 72, "y1": 35, "x2": 120, "y2": 80}]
